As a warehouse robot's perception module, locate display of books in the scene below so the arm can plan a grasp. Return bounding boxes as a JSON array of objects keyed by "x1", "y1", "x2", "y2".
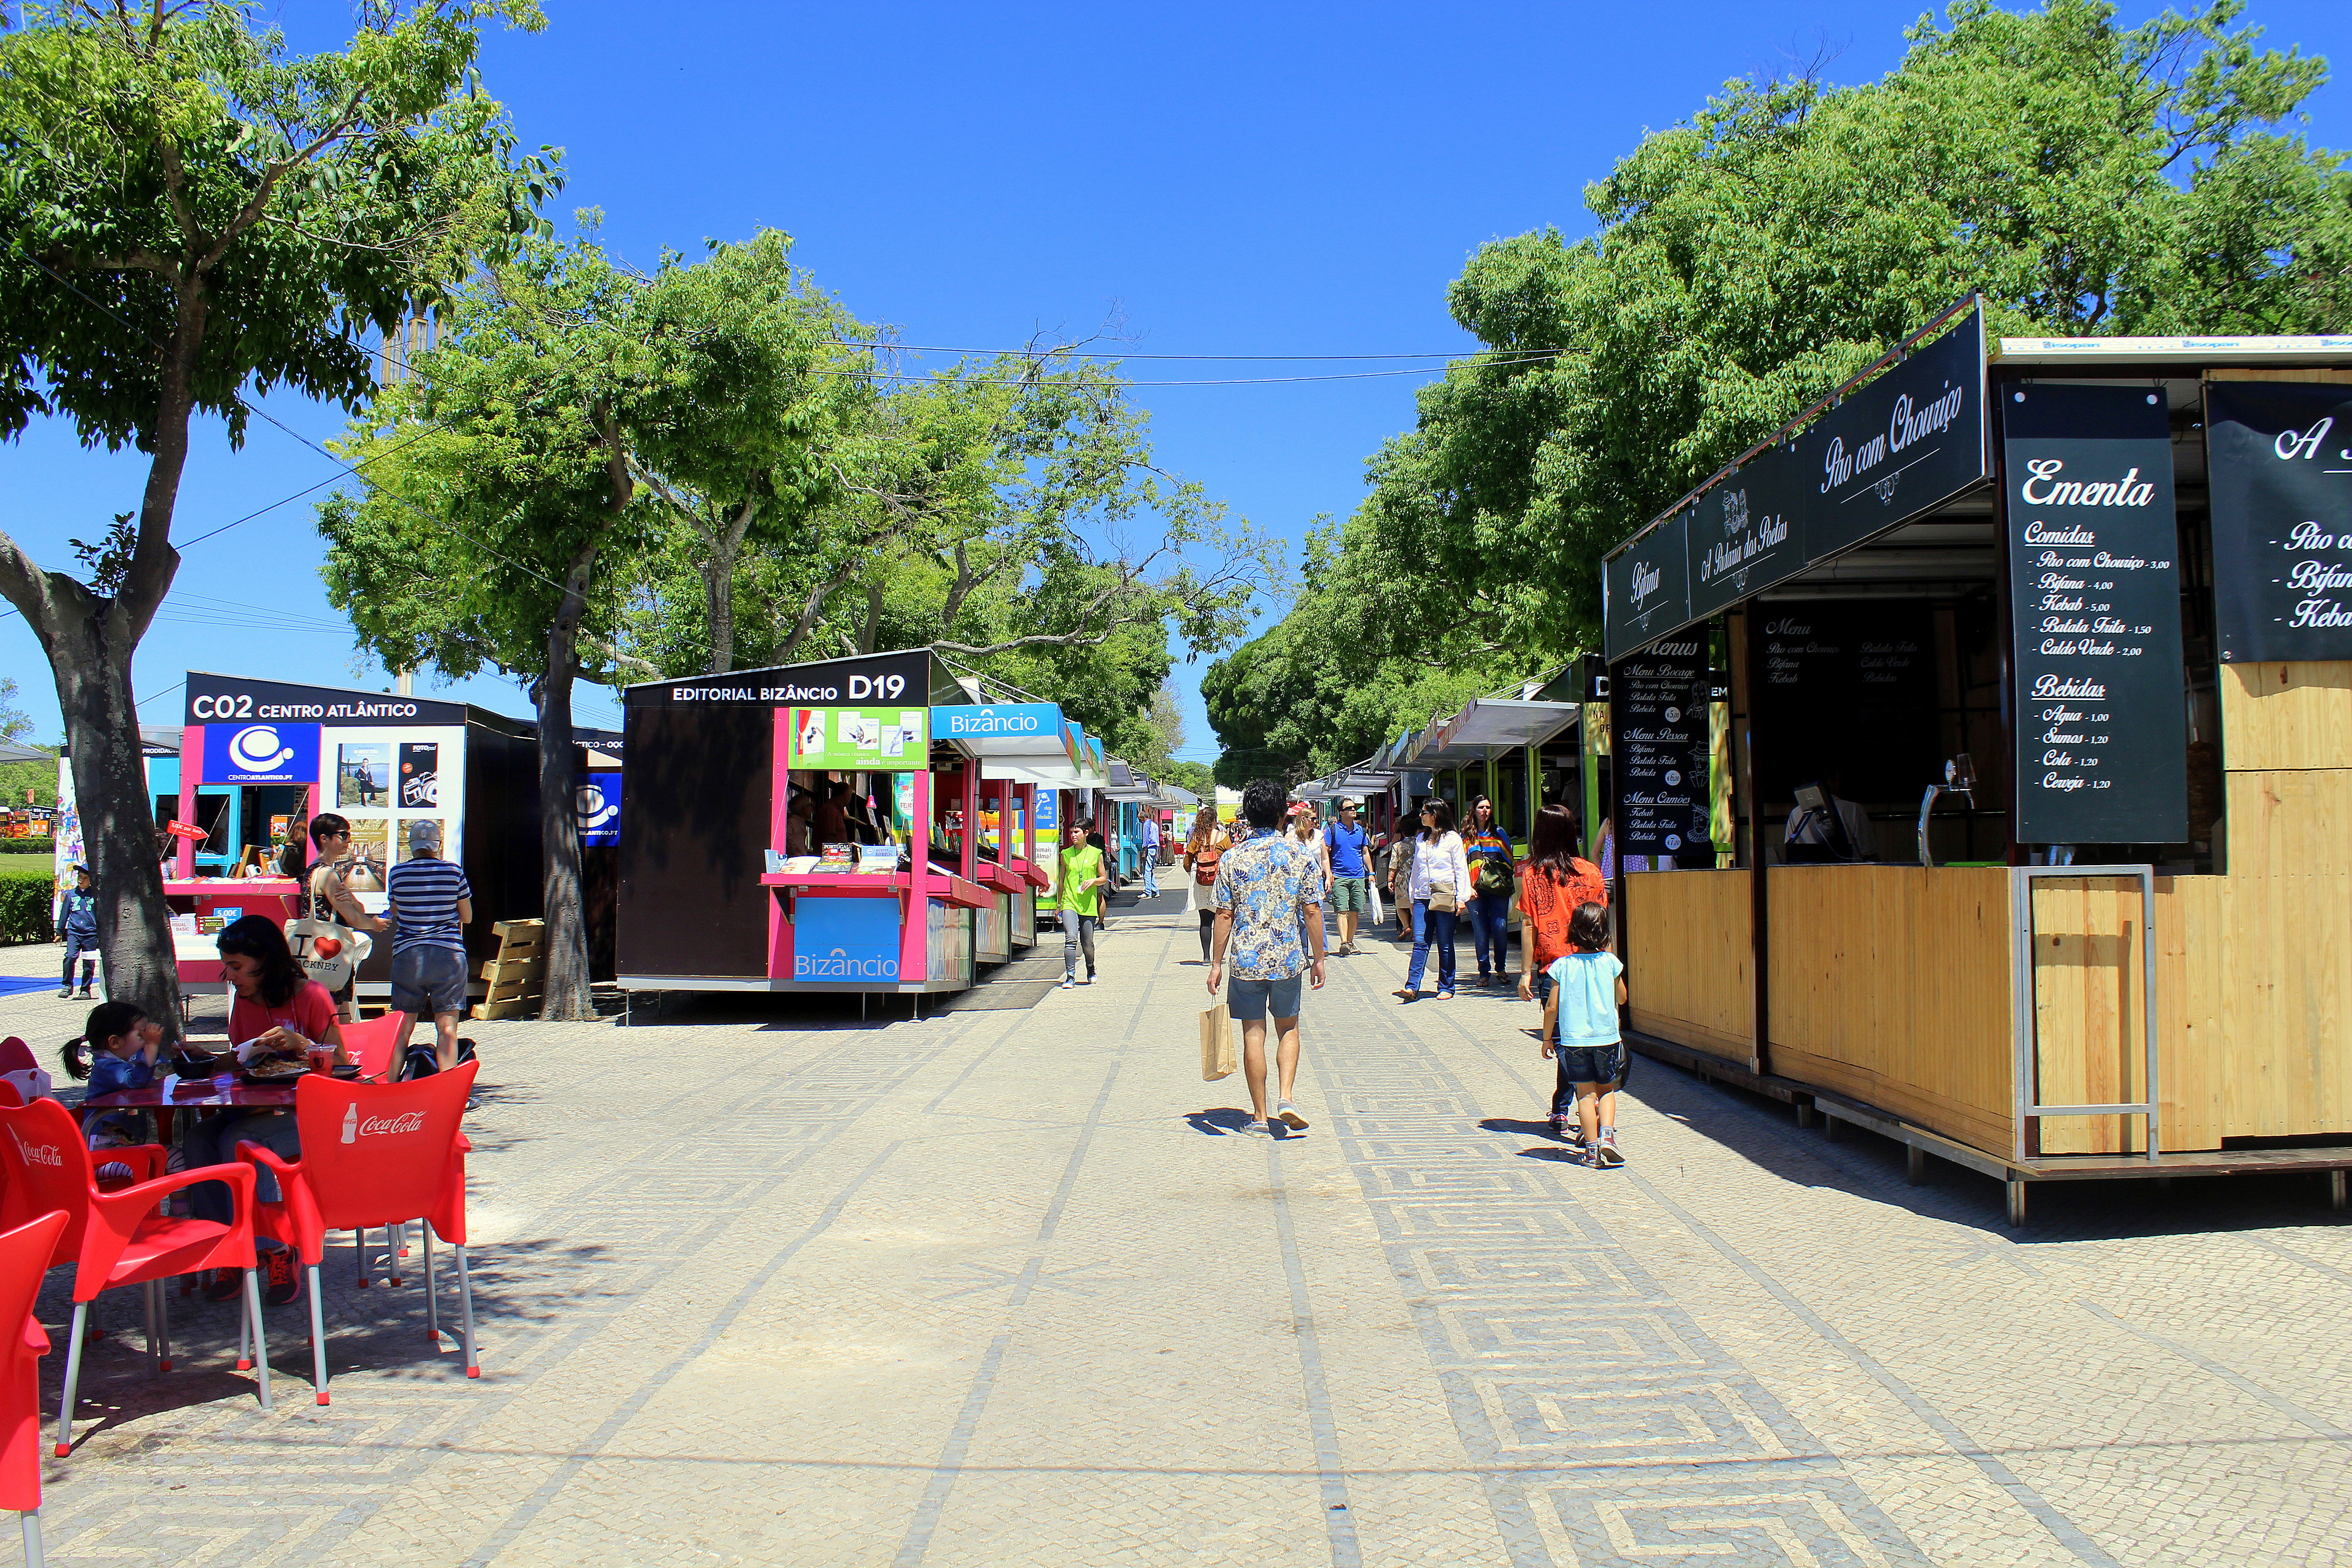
[
  {"x1": 780, "y1": 855, "x2": 821, "y2": 875},
  {"x1": 856, "y1": 844, "x2": 901, "y2": 874},
  {"x1": 815, "y1": 843, "x2": 857, "y2": 872}
]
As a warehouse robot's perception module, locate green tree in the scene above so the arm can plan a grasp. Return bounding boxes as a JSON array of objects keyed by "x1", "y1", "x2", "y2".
[
  {"x1": 620, "y1": 230, "x2": 877, "y2": 674},
  {"x1": 319, "y1": 235, "x2": 674, "y2": 1020},
  {"x1": 620, "y1": 343, "x2": 1278, "y2": 758},
  {"x1": 0, "y1": 0, "x2": 552, "y2": 1032},
  {"x1": 1244, "y1": 0, "x2": 2350, "y2": 714},
  {"x1": 0, "y1": 675, "x2": 29, "y2": 743}
]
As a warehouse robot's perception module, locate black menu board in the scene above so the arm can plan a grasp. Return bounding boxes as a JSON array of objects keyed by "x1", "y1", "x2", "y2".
[
  {"x1": 2002, "y1": 383, "x2": 2187, "y2": 844},
  {"x1": 1802, "y1": 307, "x2": 1990, "y2": 561},
  {"x1": 1602, "y1": 511, "x2": 1690, "y2": 661},
  {"x1": 1610, "y1": 640, "x2": 1710, "y2": 860},
  {"x1": 2207, "y1": 382, "x2": 2352, "y2": 663},
  {"x1": 1751, "y1": 603, "x2": 1936, "y2": 806},
  {"x1": 1688, "y1": 450, "x2": 1807, "y2": 619}
]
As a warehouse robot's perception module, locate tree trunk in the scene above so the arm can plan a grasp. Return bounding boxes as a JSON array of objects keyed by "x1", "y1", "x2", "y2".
[
  {"x1": 705, "y1": 547, "x2": 735, "y2": 673},
  {"x1": 534, "y1": 542, "x2": 600, "y2": 1021},
  {"x1": 700, "y1": 498, "x2": 758, "y2": 674},
  {"x1": 53, "y1": 602, "x2": 184, "y2": 1039}
]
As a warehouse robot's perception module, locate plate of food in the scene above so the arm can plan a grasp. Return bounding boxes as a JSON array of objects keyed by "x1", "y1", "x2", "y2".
[{"x1": 236, "y1": 1058, "x2": 311, "y2": 1084}]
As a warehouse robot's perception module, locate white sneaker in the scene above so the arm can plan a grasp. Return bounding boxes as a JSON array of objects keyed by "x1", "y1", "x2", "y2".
[
  {"x1": 1275, "y1": 1101, "x2": 1310, "y2": 1130},
  {"x1": 1059, "y1": 976, "x2": 1075, "y2": 990},
  {"x1": 1234, "y1": 1119, "x2": 1272, "y2": 1138}
]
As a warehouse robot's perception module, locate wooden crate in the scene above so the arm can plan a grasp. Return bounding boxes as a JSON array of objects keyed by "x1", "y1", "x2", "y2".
[{"x1": 471, "y1": 919, "x2": 545, "y2": 1021}]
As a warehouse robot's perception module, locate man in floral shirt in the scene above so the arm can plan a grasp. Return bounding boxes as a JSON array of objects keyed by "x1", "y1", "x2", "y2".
[{"x1": 1207, "y1": 778, "x2": 1326, "y2": 1137}]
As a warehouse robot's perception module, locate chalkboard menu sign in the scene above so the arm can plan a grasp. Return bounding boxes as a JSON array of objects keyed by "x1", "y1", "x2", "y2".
[
  {"x1": 1603, "y1": 512, "x2": 1690, "y2": 661},
  {"x1": 1751, "y1": 603, "x2": 1936, "y2": 806},
  {"x1": 1610, "y1": 640, "x2": 1710, "y2": 859},
  {"x1": 2002, "y1": 383, "x2": 2187, "y2": 844},
  {"x1": 2207, "y1": 381, "x2": 2352, "y2": 662}
]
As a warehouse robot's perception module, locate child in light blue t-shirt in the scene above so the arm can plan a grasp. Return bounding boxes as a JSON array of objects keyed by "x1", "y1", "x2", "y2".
[{"x1": 1540, "y1": 902, "x2": 1628, "y2": 1167}]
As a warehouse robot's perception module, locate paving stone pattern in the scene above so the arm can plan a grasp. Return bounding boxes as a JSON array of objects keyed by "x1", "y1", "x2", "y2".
[{"x1": 2, "y1": 900, "x2": 2349, "y2": 1566}]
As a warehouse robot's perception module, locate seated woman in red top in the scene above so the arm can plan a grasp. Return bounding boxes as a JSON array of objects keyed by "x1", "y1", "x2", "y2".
[
  {"x1": 188, "y1": 915, "x2": 350, "y2": 1307},
  {"x1": 1516, "y1": 804, "x2": 1609, "y2": 1017}
]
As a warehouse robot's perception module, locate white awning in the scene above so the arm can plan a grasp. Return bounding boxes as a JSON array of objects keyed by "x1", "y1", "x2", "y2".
[{"x1": 1436, "y1": 698, "x2": 1580, "y2": 753}]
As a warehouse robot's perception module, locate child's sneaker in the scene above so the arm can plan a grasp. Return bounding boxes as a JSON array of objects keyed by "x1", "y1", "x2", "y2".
[
  {"x1": 1595, "y1": 1134, "x2": 1626, "y2": 1169},
  {"x1": 263, "y1": 1246, "x2": 303, "y2": 1308}
]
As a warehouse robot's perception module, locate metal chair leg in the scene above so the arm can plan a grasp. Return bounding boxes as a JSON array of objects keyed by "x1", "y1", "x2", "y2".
[
  {"x1": 235, "y1": 1282, "x2": 252, "y2": 1371},
  {"x1": 307, "y1": 1266, "x2": 330, "y2": 1406},
  {"x1": 386, "y1": 1223, "x2": 403, "y2": 1287},
  {"x1": 422, "y1": 1227, "x2": 441, "y2": 1344},
  {"x1": 452, "y1": 1244, "x2": 479, "y2": 1378},
  {"x1": 22, "y1": 1507, "x2": 41, "y2": 1568},
  {"x1": 355, "y1": 1230, "x2": 369, "y2": 1288},
  {"x1": 142, "y1": 1282, "x2": 157, "y2": 1372},
  {"x1": 54, "y1": 1302, "x2": 88, "y2": 1456},
  {"x1": 157, "y1": 1282, "x2": 172, "y2": 1373},
  {"x1": 242, "y1": 1267, "x2": 271, "y2": 1410}
]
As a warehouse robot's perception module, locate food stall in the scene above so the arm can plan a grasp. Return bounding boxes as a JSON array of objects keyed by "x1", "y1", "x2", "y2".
[
  {"x1": 617, "y1": 651, "x2": 1102, "y2": 999},
  {"x1": 1599, "y1": 298, "x2": 2352, "y2": 1219},
  {"x1": 110, "y1": 673, "x2": 544, "y2": 998}
]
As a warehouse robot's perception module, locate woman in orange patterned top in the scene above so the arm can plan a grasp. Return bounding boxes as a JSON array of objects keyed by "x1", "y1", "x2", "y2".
[{"x1": 1516, "y1": 804, "x2": 1609, "y2": 1021}]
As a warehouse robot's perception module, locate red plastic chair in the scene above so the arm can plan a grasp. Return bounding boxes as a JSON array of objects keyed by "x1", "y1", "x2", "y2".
[
  {"x1": 0, "y1": 1042, "x2": 34, "y2": 1078},
  {"x1": 0, "y1": 1211, "x2": 67, "y2": 1568},
  {"x1": 0, "y1": 1100, "x2": 272, "y2": 1454},
  {"x1": 336, "y1": 1011, "x2": 411, "y2": 1082},
  {"x1": 240, "y1": 1062, "x2": 480, "y2": 1404}
]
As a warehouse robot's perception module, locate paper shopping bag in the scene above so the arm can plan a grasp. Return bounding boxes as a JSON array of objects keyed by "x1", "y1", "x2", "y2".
[{"x1": 1200, "y1": 1000, "x2": 1237, "y2": 1080}]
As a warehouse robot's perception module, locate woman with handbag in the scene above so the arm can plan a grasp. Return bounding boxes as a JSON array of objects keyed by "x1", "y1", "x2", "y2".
[
  {"x1": 1181, "y1": 806, "x2": 1230, "y2": 963},
  {"x1": 1394, "y1": 799, "x2": 1472, "y2": 1001},
  {"x1": 1462, "y1": 795, "x2": 1518, "y2": 988}
]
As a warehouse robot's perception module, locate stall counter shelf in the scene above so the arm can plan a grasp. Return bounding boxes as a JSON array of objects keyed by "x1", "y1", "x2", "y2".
[
  {"x1": 759, "y1": 868, "x2": 995, "y2": 910},
  {"x1": 162, "y1": 876, "x2": 302, "y2": 983}
]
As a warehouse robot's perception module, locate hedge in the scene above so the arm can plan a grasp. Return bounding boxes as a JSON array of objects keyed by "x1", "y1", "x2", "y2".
[
  {"x1": 0, "y1": 870, "x2": 53, "y2": 943},
  {"x1": 0, "y1": 840, "x2": 55, "y2": 856}
]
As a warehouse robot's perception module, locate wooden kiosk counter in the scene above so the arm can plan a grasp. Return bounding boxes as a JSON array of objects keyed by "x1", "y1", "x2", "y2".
[{"x1": 1600, "y1": 299, "x2": 2352, "y2": 1220}]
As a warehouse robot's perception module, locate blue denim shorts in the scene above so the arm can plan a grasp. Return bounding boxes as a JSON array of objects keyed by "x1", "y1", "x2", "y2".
[{"x1": 1228, "y1": 973, "x2": 1304, "y2": 1021}]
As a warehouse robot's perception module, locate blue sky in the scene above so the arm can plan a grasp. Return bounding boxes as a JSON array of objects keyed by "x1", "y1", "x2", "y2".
[{"x1": 5, "y1": 0, "x2": 2348, "y2": 759}]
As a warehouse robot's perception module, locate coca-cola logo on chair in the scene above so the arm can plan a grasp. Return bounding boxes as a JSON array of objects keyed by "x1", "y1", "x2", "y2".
[
  {"x1": 339, "y1": 1104, "x2": 427, "y2": 1143},
  {"x1": 7, "y1": 1126, "x2": 61, "y2": 1168}
]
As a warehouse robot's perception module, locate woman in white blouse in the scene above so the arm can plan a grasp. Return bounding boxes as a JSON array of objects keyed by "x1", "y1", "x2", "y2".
[{"x1": 1393, "y1": 799, "x2": 1473, "y2": 1001}]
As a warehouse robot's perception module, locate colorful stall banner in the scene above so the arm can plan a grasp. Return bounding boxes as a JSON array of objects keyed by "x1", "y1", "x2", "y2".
[
  {"x1": 787, "y1": 706, "x2": 929, "y2": 770},
  {"x1": 794, "y1": 897, "x2": 901, "y2": 983},
  {"x1": 1034, "y1": 788, "x2": 1060, "y2": 833},
  {"x1": 937, "y1": 703, "x2": 1063, "y2": 742},
  {"x1": 201, "y1": 721, "x2": 320, "y2": 785},
  {"x1": 575, "y1": 775, "x2": 622, "y2": 846},
  {"x1": 399, "y1": 742, "x2": 440, "y2": 808}
]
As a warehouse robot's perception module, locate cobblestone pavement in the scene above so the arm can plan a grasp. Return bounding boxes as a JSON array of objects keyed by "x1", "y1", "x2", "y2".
[{"x1": 2, "y1": 898, "x2": 2350, "y2": 1567}]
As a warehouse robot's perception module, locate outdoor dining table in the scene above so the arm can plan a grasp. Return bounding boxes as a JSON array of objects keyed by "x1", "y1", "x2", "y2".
[{"x1": 80, "y1": 1072, "x2": 304, "y2": 1142}]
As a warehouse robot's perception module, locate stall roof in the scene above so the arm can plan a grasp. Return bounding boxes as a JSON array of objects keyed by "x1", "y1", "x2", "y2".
[
  {"x1": 1436, "y1": 697, "x2": 1579, "y2": 753},
  {"x1": 0, "y1": 741, "x2": 51, "y2": 763},
  {"x1": 1996, "y1": 333, "x2": 2352, "y2": 368},
  {"x1": 1104, "y1": 760, "x2": 1162, "y2": 802}
]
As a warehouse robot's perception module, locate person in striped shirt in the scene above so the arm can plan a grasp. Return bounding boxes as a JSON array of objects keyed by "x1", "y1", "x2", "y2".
[{"x1": 386, "y1": 819, "x2": 473, "y2": 1070}]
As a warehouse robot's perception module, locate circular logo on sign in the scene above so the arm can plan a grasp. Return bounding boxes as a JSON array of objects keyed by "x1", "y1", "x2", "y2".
[
  {"x1": 1664, "y1": 769, "x2": 1681, "y2": 786},
  {"x1": 1664, "y1": 706, "x2": 1682, "y2": 723},
  {"x1": 575, "y1": 783, "x2": 618, "y2": 830},
  {"x1": 1665, "y1": 833, "x2": 1683, "y2": 850},
  {"x1": 228, "y1": 725, "x2": 294, "y2": 772}
]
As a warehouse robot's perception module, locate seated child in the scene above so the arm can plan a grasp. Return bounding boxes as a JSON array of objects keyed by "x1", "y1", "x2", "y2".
[
  {"x1": 62, "y1": 1000, "x2": 163, "y2": 1182},
  {"x1": 1539, "y1": 902, "x2": 1630, "y2": 1168}
]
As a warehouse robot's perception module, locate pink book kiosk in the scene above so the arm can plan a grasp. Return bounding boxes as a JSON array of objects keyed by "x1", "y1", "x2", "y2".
[{"x1": 616, "y1": 652, "x2": 1098, "y2": 998}]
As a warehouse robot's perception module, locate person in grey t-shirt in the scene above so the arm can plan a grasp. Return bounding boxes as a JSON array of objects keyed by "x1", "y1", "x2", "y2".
[{"x1": 386, "y1": 820, "x2": 473, "y2": 1070}]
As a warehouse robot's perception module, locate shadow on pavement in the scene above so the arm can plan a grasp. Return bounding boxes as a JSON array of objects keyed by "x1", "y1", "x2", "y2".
[{"x1": 1623, "y1": 1052, "x2": 2352, "y2": 1245}]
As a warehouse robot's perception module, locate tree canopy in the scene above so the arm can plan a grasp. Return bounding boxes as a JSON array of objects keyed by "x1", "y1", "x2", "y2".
[
  {"x1": 0, "y1": 0, "x2": 552, "y2": 1033},
  {"x1": 1205, "y1": 0, "x2": 2350, "y2": 778}
]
